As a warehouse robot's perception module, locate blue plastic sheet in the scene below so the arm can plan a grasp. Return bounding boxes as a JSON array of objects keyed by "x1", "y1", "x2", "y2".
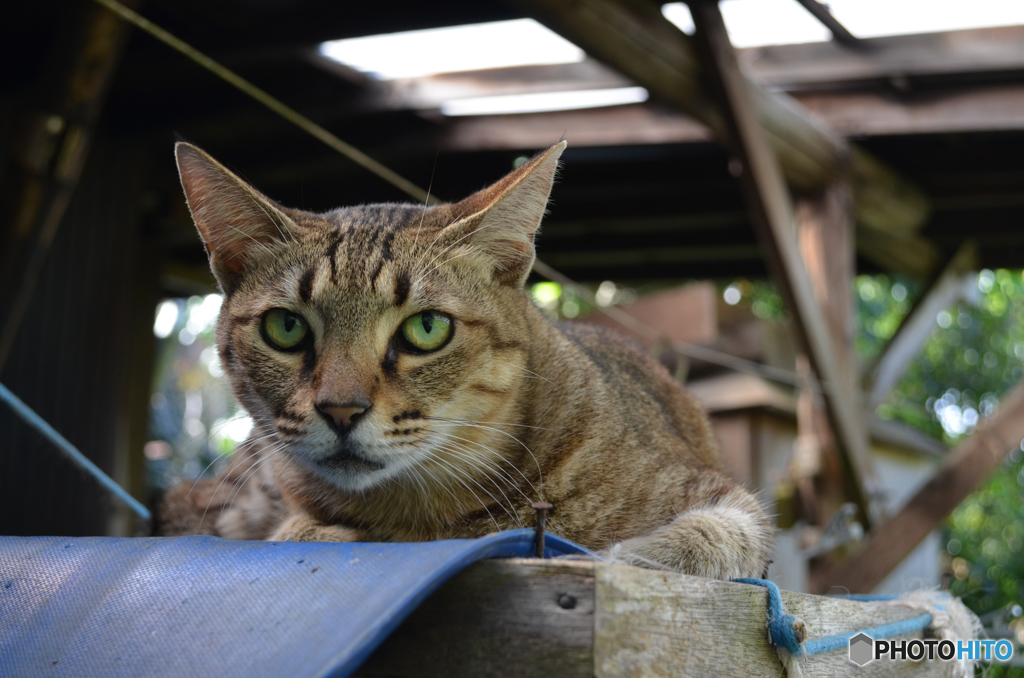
[{"x1": 0, "y1": 529, "x2": 592, "y2": 677}]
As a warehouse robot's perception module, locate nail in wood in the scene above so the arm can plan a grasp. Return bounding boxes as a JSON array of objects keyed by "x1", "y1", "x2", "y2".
[{"x1": 532, "y1": 501, "x2": 553, "y2": 558}]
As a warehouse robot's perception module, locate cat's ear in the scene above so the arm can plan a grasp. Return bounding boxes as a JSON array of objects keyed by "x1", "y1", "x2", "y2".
[
  {"x1": 175, "y1": 142, "x2": 293, "y2": 292},
  {"x1": 443, "y1": 141, "x2": 565, "y2": 288}
]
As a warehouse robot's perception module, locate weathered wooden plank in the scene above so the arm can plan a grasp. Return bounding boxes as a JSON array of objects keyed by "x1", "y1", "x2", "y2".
[
  {"x1": 439, "y1": 83, "x2": 1024, "y2": 154},
  {"x1": 355, "y1": 558, "x2": 595, "y2": 677},
  {"x1": 579, "y1": 282, "x2": 718, "y2": 347},
  {"x1": 441, "y1": 104, "x2": 710, "y2": 150},
  {"x1": 865, "y1": 242, "x2": 978, "y2": 408},
  {"x1": 355, "y1": 557, "x2": 969, "y2": 677},
  {"x1": 595, "y1": 564, "x2": 956, "y2": 677},
  {"x1": 688, "y1": 0, "x2": 880, "y2": 528},
  {"x1": 797, "y1": 182, "x2": 856, "y2": 392},
  {"x1": 812, "y1": 378, "x2": 1024, "y2": 594},
  {"x1": 513, "y1": 0, "x2": 931, "y2": 238},
  {"x1": 742, "y1": 25, "x2": 1024, "y2": 88}
]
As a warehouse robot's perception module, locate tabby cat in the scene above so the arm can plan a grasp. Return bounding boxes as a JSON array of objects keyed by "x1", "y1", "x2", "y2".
[{"x1": 157, "y1": 141, "x2": 773, "y2": 579}]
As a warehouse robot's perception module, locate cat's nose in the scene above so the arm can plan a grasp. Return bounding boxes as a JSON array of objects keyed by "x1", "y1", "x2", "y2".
[{"x1": 317, "y1": 399, "x2": 371, "y2": 433}]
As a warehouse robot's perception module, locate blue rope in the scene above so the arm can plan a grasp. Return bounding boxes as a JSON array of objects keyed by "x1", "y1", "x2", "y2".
[
  {"x1": 733, "y1": 578, "x2": 934, "y2": 657},
  {"x1": 0, "y1": 381, "x2": 151, "y2": 522}
]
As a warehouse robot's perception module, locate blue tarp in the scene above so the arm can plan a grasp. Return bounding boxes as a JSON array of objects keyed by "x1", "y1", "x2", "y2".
[{"x1": 0, "y1": 529, "x2": 592, "y2": 677}]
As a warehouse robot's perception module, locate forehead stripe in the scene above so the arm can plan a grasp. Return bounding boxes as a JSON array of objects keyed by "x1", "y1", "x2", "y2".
[
  {"x1": 394, "y1": 271, "x2": 410, "y2": 307},
  {"x1": 298, "y1": 266, "x2": 316, "y2": 304},
  {"x1": 326, "y1": 230, "x2": 345, "y2": 284}
]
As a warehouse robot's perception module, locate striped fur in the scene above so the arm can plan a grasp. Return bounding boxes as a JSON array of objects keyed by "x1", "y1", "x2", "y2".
[{"x1": 158, "y1": 142, "x2": 773, "y2": 579}]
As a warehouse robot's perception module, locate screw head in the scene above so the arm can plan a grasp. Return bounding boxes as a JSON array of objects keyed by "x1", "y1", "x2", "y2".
[{"x1": 557, "y1": 593, "x2": 577, "y2": 610}]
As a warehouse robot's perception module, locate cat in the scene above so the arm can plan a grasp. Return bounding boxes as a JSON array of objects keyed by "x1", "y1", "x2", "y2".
[{"x1": 156, "y1": 140, "x2": 773, "y2": 579}]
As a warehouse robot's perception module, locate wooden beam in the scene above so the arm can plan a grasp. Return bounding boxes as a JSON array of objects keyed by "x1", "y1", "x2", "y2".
[
  {"x1": 538, "y1": 244, "x2": 763, "y2": 269},
  {"x1": 856, "y1": 228, "x2": 941, "y2": 281},
  {"x1": 513, "y1": 0, "x2": 931, "y2": 239},
  {"x1": 865, "y1": 242, "x2": 979, "y2": 408},
  {"x1": 441, "y1": 83, "x2": 1024, "y2": 151},
  {"x1": 687, "y1": 0, "x2": 880, "y2": 528},
  {"x1": 441, "y1": 104, "x2": 710, "y2": 150},
  {"x1": 795, "y1": 85, "x2": 1024, "y2": 137},
  {"x1": 579, "y1": 282, "x2": 719, "y2": 348},
  {"x1": 811, "y1": 378, "x2": 1024, "y2": 594},
  {"x1": 796, "y1": 182, "x2": 856, "y2": 390},
  {"x1": 0, "y1": 1, "x2": 134, "y2": 371},
  {"x1": 741, "y1": 24, "x2": 1024, "y2": 89}
]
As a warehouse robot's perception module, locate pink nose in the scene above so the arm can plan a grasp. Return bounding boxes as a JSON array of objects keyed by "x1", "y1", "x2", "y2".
[{"x1": 317, "y1": 401, "x2": 370, "y2": 431}]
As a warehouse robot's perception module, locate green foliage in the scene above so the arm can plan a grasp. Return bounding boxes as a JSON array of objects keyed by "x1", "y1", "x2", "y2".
[
  {"x1": 857, "y1": 271, "x2": 1024, "y2": 670},
  {"x1": 721, "y1": 279, "x2": 787, "y2": 321},
  {"x1": 147, "y1": 295, "x2": 250, "y2": 492},
  {"x1": 854, "y1": 275, "x2": 916, "y2": 361},
  {"x1": 947, "y1": 450, "x2": 1024, "y2": 677}
]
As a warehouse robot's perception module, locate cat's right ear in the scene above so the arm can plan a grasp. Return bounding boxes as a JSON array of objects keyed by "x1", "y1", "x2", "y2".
[{"x1": 175, "y1": 143, "x2": 293, "y2": 293}]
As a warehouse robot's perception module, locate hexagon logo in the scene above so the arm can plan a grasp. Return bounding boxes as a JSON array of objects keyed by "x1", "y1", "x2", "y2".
[{"x1": 849, "y1": 632, "x2": 874, "y2": 666}]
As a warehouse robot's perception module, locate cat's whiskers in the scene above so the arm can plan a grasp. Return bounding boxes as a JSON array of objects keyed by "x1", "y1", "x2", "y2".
[
  {"x1": 509, "y1": 364, "x2": 555, "y2": 385},
  {"x1": 426, "y1": 417, "x2": 543, "y2": 484},
  {"x1": 419, "y1": 442, "x2": 508, "y2": 530},
  {"x1": 202, "y1": 437, "x2": 287, "y2": 530},
  {"x1": 436, "y1": 442, "x2": 529, "y2": 525},
  {"x1": 196, "y1": 434, "x2": 277, "y2": 529},
  {"x1": 398, "y1": 455, "x2": 430, "y2": 497},
  {"x1": 412, "y1": 147, "x2": 439, "y2": 248},
  {"x1": 251, "y1": 199, "x2": 291, "y2": 243},
  {"x1": 219, "y1": 222, "x2": 276, "y2": 259},
  {"x1": 441, "y1": 433, "x2": 538, "y2": 497},
  {"x1": 185, "y1": 427, "x2": 277, "y2": 501},
  {"x1": 421, "y1": 241, "x2": 485, "y2": 277},
  {"x1": 218, "y1": 440, "x2": 286, "y2": 519},
  {"x1": 260, "y1": 440, "x2": 290, "y2": 499},
  {"x1": 416, "y1": 230, "x2": 491, "y2": 281},
  {"x1": 415, "y1": 449, "x2": 498, "y2": 531},
  {"x1": 411, "y1": 203, "x2": 475, "y2": 274},
  {"x1": 440, "y1": 435, "x2": 526, "y2": 490}
]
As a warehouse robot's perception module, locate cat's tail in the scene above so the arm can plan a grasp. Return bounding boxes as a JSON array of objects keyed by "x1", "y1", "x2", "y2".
[{"x1": 605, "y1": 484, "x2": 773, "y2": 580}]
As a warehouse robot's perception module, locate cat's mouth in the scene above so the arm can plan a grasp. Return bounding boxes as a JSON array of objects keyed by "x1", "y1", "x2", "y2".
[{"x1": 316, "y1": 444, "x2": 387, "y2": 475}]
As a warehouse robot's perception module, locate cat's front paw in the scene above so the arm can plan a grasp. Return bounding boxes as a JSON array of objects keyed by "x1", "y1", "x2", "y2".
[{"x1": 269, "y1": 513, "x2": 364, "y2": 542}]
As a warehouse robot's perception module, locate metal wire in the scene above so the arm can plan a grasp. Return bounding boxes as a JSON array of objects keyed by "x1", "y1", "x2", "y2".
[
  {"x1": 0, "y1": 382, "x2": 151, "y2": 522},
  {"x1": 92, "y1": 0, "x2": 437, "y2": 206}
]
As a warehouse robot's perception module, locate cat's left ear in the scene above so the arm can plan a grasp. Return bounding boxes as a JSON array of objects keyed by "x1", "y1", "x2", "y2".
[{"x1": 443, "y1": 141, "x2": 565, "y2": 288}]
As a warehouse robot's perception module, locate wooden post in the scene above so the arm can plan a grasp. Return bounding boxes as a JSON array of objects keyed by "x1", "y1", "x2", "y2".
[
  {"x1": 687, "y1": 0, "x2": 880, "y2": 528},
  {"x1": 0, "y1": 1, "x2": 134, "y2": 371},
  {"x1": 797, "y1": 183, "x2": 856, "y2": 391},
  {"x1": 811, "y1": 379, "x2": 1024, "y2": 594},
  {"x1": 864, "y1": 242, "x2": 979, "y2": 408}
]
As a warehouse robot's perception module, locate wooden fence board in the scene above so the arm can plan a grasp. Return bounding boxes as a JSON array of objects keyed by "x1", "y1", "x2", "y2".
[{"x1": 356, "y1": 558, "x2": 967, "y2": 677}]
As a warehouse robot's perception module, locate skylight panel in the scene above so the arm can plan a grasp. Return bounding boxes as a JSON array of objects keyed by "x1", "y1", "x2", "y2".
[
  {"x1": 663, "y1": 1, "x2": 828, "y2": 47},
  {"x1": 439, "y1": 87, "x2": 649, "y2": 116},
  {"x1": 828, "y1": 0, "x2": 1024, "y2": 39},
  {"x1": 663, "y1": 0, "x2": 1024, "y2": 48},
  {"x1": 319, "y1": 19, "x2": 586, "y2": 80}
]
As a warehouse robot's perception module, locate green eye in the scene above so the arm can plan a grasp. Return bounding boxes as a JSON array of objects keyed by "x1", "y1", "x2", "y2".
[
  {"x1": 401, "y1": 311, "x2": 453, "y2": 352},
  {"x1": 262, "y1": 308, "x2": 310, "y2": 351}
]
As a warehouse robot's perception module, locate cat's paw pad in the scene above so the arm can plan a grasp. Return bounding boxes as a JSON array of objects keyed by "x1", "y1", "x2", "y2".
[{"x1": 269, "y1": 514, "x2": 363, "y2": 542}]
